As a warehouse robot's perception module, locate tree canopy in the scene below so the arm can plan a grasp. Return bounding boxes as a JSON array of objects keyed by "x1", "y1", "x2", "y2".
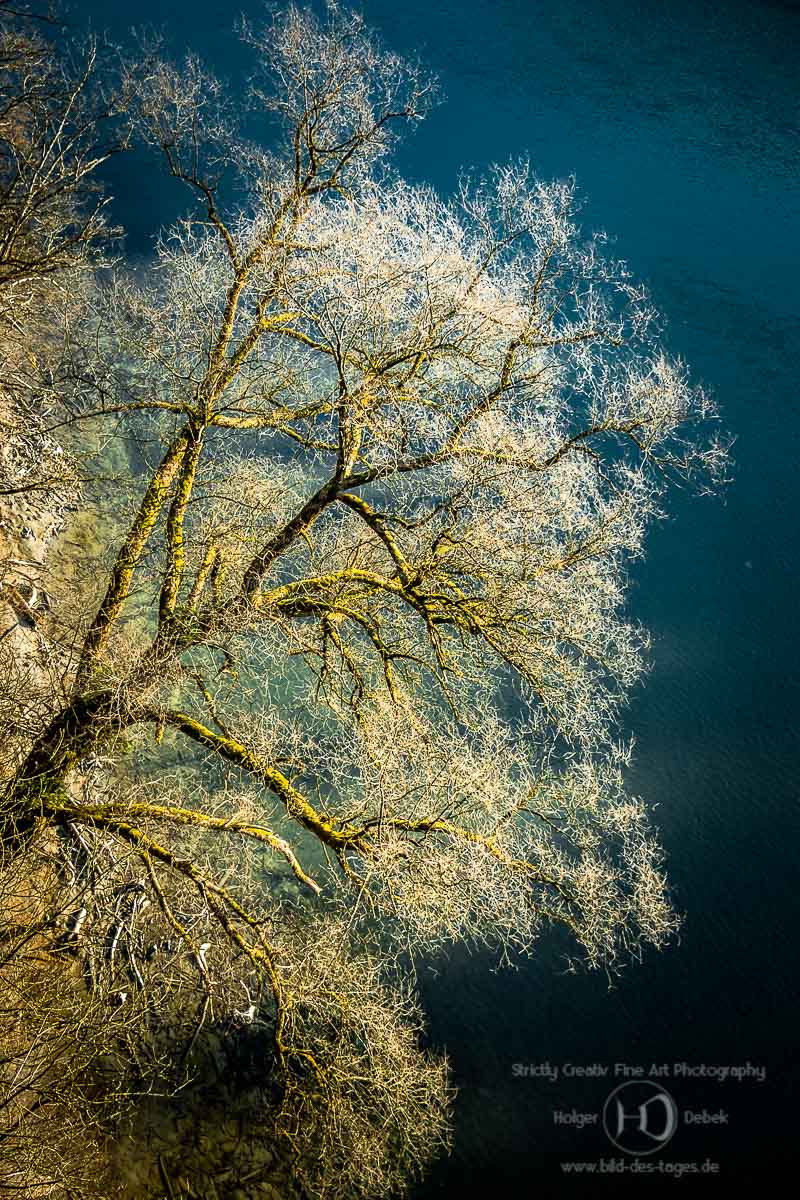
[{"x1": 0, "y1": 4, "x2": 727, "y2": 1197}]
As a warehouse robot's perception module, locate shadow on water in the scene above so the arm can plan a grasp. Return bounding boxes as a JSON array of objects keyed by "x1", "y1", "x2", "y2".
[{"x1": 115, "y1": 1019, "x2": 298, "y2": 1199}]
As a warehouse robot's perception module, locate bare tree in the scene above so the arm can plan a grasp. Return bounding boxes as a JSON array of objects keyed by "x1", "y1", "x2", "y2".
[
  {"x1": 0, "y1": 0, "x2": 125, "y2": 534},
  {"x1": 1, "y1": 3, "x2": 729, "y2": 1197}
]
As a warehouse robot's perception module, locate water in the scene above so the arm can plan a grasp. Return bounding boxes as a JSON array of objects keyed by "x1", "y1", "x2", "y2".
[{"x1": 73, "y1": 0, "x2": 800, "y2": 1187}]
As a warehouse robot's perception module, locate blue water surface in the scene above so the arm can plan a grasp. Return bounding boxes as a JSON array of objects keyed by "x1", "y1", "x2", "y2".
[{"x1": 73, "y1": 0, "x2": 800, "y2": 1187}]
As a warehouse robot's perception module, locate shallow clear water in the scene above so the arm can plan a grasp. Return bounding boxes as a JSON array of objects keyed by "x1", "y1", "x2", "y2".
[{"x1": 77, "y1": 0, "x2": 800, "y2": 1186}]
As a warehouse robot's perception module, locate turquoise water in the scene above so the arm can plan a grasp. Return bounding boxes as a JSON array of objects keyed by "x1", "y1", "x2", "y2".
[{"x1": 76, "y1": 0, "x2": 799, "y2": 1187}]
